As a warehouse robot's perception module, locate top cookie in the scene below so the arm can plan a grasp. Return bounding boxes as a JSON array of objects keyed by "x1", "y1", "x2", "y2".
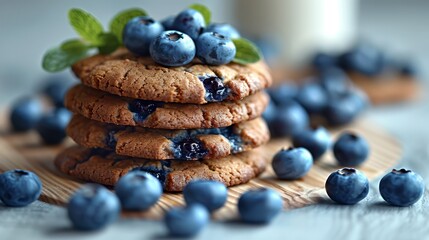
[{"x1": 72, "y1": 48, "x2": 272, "y2": 104}]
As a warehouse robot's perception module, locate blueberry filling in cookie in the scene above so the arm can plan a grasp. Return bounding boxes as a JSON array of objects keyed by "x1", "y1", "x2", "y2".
[
  {"x1": 128, "y1": 100, "x2": 164, "y2": 122},
  {"x1": 172, "y1": 138, "x2": 209, "y2": 160},
  {"x1": 133, "y1": 161, "x2": 171, "y2": 186},
  {"x1": 220, "y1": 127, "x2": 244, "y2": 153},
  {"x1": 199, "y1": 75, "x2": 230, "y2": 102},
  {"x1": 105, "y1": 130, "x2": 118, "y2": 149}
]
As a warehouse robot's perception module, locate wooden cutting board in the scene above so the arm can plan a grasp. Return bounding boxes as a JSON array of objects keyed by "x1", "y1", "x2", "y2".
[{"x1": 0, "y1": 118, "x2": 401, "y2": 220}]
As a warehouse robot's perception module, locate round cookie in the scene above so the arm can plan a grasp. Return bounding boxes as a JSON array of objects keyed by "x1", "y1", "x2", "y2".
[
  {"x1": 68, "y1": 115, "x2": 270, "y2": 160},
  {"x1": 55, "y1": 146, "x2": 267, "y2": 192},
  {"x1": 72, "y1": 48, "x2": 272, "y2": 104},
  {"x1": 65, "y1": 85, "x2": 269, "y2": 129}
]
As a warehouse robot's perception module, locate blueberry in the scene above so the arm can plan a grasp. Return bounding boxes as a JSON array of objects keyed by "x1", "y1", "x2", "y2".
[
  {"x1": 379, "y1": 169, "x2": 424, "y2": 207},
  {"x1": 134, "y1": 164, "x2": 171, "y2": 187},
  {"x1": 324, "y1": 91, "x2": 365, "y2": 126},
  {"x1": 42, "y1": 79, "x2": 75, "y2": 107},
  {"x1": 36, "y1": 108, "x2": 71, "y2": 145},
  {"x1": 272, "y1": 147, "x2": 313, "y2": 180},
  {"x1": 0, "y1": 169, "x2": 42, "y2": 207},
  {"x1": 161, "y1": 16, "x2": 175, "y2": 30},
  {"x1": 311, "y1": 52, "x2": 337, "y2": 70},
  {"x1": 150, "y1": 30, "x2": 196, "y2": 67},
  {"x1": 172, "y1": 9, "x2": 206, "y2": 40},
  {"x1": 183, "y1": 180, "x2": 227, "y2": 212},
  {"x1": 205, "y1": 23, "x2": 240, "y2": 39},
  {"x1": 339, "y1": 43, "x2": 387, "y2": 76},
  {"x1": 238, "y1": 188, "x2": 283, "y2": 224},
  {"x1": 325, "y1": 168, "x2": 369, "y2": 205},
  {"x1": 262, "y1": 100, "x2": 277, "y2": 125},
  {"x1": 333, "y1": 132, "x2": 369, "y2": 166},
  {"x1": 115, "y1": 171, "x2": 163, "y2": 211},
  {"x1": 196, "y1": 32, "x2": 236, "y2": 65},
  {"x1": 199, "y1": 75, "x2": 230, "y2": 102},
  {"x1": 399, "y1": 60, "x2": 418, "y2": 76},
  {"x1": 318, "y1": 67, "x2": 350, "y2": 96},
  {"x1": 173, "y1": 138, "x2": 208, "y2": 160},
  {"x1": 128, "y1": 99, "x2": 164, "y2": 122},
  {"x1": 164, "y1": 204, "x2": 209, "y2": 237},
  {"x1": 269, "y1": 100, "x2": 309, "y2": 137},
  {"x1": 123, "y1": 16, "x2": 164, "y2": 56},
  {"x1": 266, "y1": 83, "x2": 298, "y2": 106},
  {"x1": 68, "y1": 184, "x2": 120, "y2": 231},
  {"x1": 295, "y1": 82, "x2": 328, "y2": 114},
  {"x1": 292, "y1": 127, "x2": 331, "y2": 160},
  {"x1": 10, "y1": 96, "x2": 43, "y2": 132}
]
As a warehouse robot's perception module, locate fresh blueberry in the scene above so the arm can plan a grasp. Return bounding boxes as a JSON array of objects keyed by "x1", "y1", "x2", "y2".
[
  {"x1": 324, "y1": 91, "x2": 364, "y2": 126},
  {"x1": 68, "y1": 184, "x2": 120, "y2": 231},
  {"x1": 339, "y1": 43, "x2": 387, "y2": 76},
  {"x1": 295, "y1": 82, "x2": 328, "y2": 114},
  {"x1": 0, "y1": 169, "x2": 42, "y2": 207},
  {"x1": 172, "y1": 9, "x2": 206, "y2": 40},
  {"x1": 173, "y1": 138, "x2": 208, "y2": 160},
  {"x1": 325, "y1": 168, "x2": 369, "y2": 205},
  {"x1": 269, "y1": 100, "x2": 309, "y2": 137},
  {"x1": 42, "y1": 79, "x2": 75, "y2": 107},
  {"x1": 311, "y1": 52, "x2": 337, "y2": 70},
  {"x1": 183, "y1": 180, "x2": 227, "y2": 212},
  {"x1": 238, "y1": 188, "x2": 283, "y2": 224},
  {"x1": 36, "y1": 108, "x2": 71, "y2": 145},
  {"x1": 150, "y1": 30, "x2": 196, "y2": 67},
  {"x1": 266, "y1": 83, "x2": 298, "y2": 106},
  {"x1": 318, "y1": 67, "x2": 350, "y2": 96},
  {"x1": 128, "y1": 99, "x2": 164, "y2": 122},
  {"x1": 196, "y1": 32, "x2": 236, "y2": 65},
  {"x1": 292, "y1": 127, "x2": 331, "y2": 160},
  {"x1": 379, "y1": 169, "x2": 424, "y2": 207},
  {"x1": 199, "y1": 75, "x2": 230, "y2": 102},
  {"x1": 10, "y1": 96, "x2": 43, "y2": 132},
  {"x1": 272, "y1": 147, "x2": 313, "y2": 180},
  {"x1": 161, "y1": 15, "x2": 175, "y2": 30},
  {"x1": 164, "y1": 204, "x2": 209, "y2": 237},
  {"x1": 262, "y1": 100, "x2": 277, "y2": 125},
  {"x1": 399, "y1": 60, "x2": 418, "y2": 76},
  {"x1": 115, "y1": 171, "x2": 163, "y2": 211},
  {"x1": 123, "y1": 16, "x2": 164, "y2": 56},
  {"x1": 333, "y1": 132, "x2": 370, "y2": 166},
  {"x1": 205, "y1": 23, "x2": 240, "y2": 39}
]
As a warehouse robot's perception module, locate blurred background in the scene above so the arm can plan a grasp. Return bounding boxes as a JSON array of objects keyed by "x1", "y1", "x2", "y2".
[{"x1": 0, "y1": 0, "x2": 427, "y2": 105}]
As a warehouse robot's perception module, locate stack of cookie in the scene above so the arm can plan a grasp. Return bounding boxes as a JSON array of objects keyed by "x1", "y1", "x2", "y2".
[{"x1": 55, "y1": 48, "x2": 272, "y2": 191}]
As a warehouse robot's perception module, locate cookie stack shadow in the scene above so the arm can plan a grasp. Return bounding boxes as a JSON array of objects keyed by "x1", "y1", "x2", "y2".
[{"x1": 55, "y1": 49, "x2": 272, "y2": 191}]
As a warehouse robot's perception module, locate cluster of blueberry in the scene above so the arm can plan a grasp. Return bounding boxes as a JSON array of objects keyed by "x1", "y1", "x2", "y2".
[
  {"x1": 66, "y1": 172, "x2": 282, "y2": 237},
  {"x1": 123, "y1": 8, "x2": 240, "y2": 67},
  {"x1": 9, "y1": 80, "x2": 73, "y2": 144},
  {"x1": 312, "y1": 42, "x2": 417, "y2": 77},
  {"x1": 264, "y1": 68, "x2": 368, "y2": 137}
]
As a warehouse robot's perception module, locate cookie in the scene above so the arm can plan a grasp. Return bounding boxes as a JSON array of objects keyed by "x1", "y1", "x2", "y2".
[
  {"x1": 55, "y1": 146, "x2": 267, "y2": 192},
  {"x1": 68, "y1": 115, "x2": 270, "y2": 160},
  {"x1": 72, "y1": 48, "x2": 272, "y2": 104},
  {"x1": 65, "y1": 85, "x2": 269, "y2": 129}
]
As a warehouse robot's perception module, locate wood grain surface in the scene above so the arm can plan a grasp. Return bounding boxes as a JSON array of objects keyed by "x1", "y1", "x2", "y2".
[{"x1": 0, "y1": 119, "x2": 401, "y2": 220}]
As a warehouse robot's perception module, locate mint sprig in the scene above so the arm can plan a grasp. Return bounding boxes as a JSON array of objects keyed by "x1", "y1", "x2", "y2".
[
  {"x1": 42, "y1": 48, "x2": 88, "y2": 72},
  {"x1": 189, "y1": 4, "x2": 211, "y2": 25},
  {"x1": 110, "y1": 8, "x2": 147, "y2": 44},
  {"x1": 69, "y1": 9, "x2": 104, "y2": 45},
  {"x1": 97, "y1": 33, "x2": 120, "y2": 54},
  {"x1": 60, "y1": 39, "x2": 90, "y2": 53},
  {"x1": 232, "y1": 38, "x2": 262, "y2": 64}
]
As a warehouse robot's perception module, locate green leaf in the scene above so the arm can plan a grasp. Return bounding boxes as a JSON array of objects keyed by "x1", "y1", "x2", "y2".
[
  {"x1": 42, "y1": 47, "x2": 87, "y2": 72},
  {"x1": 60, "y1": 39, "x2": 90, "y2": 53},
  {"x1": 97, "y1": 32, "x2": 120, "y2": 54},
  {"x1": 189, "y1": 4, "x2": 211, "y2": 25},
  {"x1": 109, "y1": 8, "x2": 148, "y2": 44},
  {"x1": 232, "y1": 38, "x2": 262, "y2": 64},
  {"x1": 68, "y1": 8, "x2": 104, "y2": 45}
]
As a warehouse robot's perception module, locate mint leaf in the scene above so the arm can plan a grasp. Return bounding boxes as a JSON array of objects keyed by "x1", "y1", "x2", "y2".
[
  {"x1": 189, "y1": 4, "x2": 211, "y2": 25},
  {"x1": 60, "y1": 39, "x2": 90, "y2": 53},
  {"x1": 69, "y1": 9, "x2": 104, "y2": 45},
  {"x1": 97, "y1": 33, "x2": 120, "y2": 54},
  {"x1": 232, "y1": 38, "x2": 262, "y2": 64},
  {"x1": 109, "y1": 8, "x2": 147, "y2": 44},
  {"x1": 42, "y1": 47, "x2": 87, "y2": 72}
]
